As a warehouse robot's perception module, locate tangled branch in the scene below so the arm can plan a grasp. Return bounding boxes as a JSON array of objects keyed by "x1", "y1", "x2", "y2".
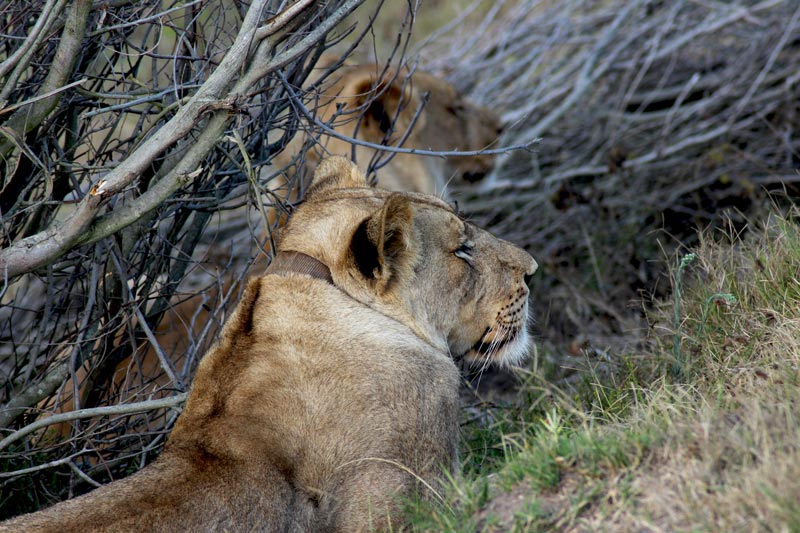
[{"x1": 0, "y1": 0, "x2": 374, "y2": 513}]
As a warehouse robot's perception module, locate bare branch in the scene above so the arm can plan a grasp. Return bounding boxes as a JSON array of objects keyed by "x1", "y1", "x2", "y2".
[
  {"x1": 0, "y1": 0, "x2": 92, "y2": 154},
  {"x1": 0, "y1": 395, "x2": 188, "y2": 453},
  {"x1": 0, "y1": 357, "x2": 73, "y2": 430},
  {"x1": 0, "y1": 0, "x2": 66, "y2": 81},
  {"x1": 255, "y1": 0, "x2": 316, "y2": 40},
  {"x1": 0, "y1": 0, "x2": 275, "y2": 278},
  {"x1": 0, "y1": 78, "x2": 89, "y2": 117},
  {"x1": 0, "y1": 188, "x2": 105, "y2": 282},
  {"x1": 0, "y1": 451, "x2": 88, "y2": 479}
]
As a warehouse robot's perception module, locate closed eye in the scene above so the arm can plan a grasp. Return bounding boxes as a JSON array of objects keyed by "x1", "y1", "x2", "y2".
[
  {"x1": 454, "y1": 241, "x2": 474, "y2": 263},
  {"x1": 446, "y1": 102, "x2": 465, "y2": 116}
]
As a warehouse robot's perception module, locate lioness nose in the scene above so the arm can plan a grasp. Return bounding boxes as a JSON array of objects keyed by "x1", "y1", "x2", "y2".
[{"x1": 463, "y1": 171, "x2": 486, "y2": 183}]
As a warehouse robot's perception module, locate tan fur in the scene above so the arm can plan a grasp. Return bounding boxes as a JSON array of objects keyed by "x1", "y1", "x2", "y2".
[
  {"x1": 274, "y1": 61, "x2": 504, "y2": 196},
  {"x1": 6, "y1": 157, "x2": 536, "y2": 531}
]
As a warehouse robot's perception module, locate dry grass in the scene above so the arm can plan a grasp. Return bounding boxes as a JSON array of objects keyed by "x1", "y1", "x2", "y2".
[{"x1": 407, "y1": 211, "x2": 800, "y2": 531}]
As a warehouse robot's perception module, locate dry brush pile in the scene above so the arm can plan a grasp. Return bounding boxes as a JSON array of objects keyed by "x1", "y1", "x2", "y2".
[{"x1": 425, "y1": 0, "x2": 800, "y2": 360}]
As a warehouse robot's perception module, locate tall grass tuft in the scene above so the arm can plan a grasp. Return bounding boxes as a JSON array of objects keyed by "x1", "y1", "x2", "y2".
[{"x1": 671, "y1": 252, "x2": 696, "y2": 380}]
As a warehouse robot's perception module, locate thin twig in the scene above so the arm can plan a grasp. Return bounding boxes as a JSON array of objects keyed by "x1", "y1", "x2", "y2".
[
  {"x1": 0, "y1": 394, "x2": 188, "y2": 453},
  {"x1": 0, "y1": 450, "x2": 88, "y2": 478},
  {"x1": 0, "y1": 78, "x2": 88, "y2": 116}
]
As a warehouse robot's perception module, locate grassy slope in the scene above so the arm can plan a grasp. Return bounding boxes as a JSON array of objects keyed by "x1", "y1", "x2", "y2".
[{"x1": 406, "y1": 211, "x2": 800, "y2": 531}]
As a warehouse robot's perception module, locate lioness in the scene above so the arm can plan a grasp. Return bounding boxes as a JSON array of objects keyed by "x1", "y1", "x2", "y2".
[
  {"x1": 44, "y1": 62, "x2": 505, "y2": 425},
  {"x1": 274, "y1": 60, "x2": 504, "y2": 195},
  {"x1": 7, "y1": 158, "x2": 535, "y2": 531}
]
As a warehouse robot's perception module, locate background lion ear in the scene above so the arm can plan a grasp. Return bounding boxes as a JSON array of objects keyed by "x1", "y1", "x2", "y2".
[
  {"x1": 349, "y1": 72, "x2": 424, "y2": 142},
  {"x1": 350, "y1": 193, "x2": 416, "y2": 291},
  {"x1": 306, "y1": 156, "x2": 369, "y2": 198}
]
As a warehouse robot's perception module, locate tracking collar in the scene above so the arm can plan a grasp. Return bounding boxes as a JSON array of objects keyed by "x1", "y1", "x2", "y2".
[{"x1": 265, "y1": 251, "x2": 334, "y2": 285}]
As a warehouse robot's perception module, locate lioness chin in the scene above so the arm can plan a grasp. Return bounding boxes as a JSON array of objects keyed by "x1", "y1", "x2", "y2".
[{"x1": 4, "y1": 157, "x2": 536, "y2": 532}]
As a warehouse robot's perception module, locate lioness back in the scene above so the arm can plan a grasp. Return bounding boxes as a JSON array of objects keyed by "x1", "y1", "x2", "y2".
[{"x1": 4, "y1": 157, "x2": 536, "y2": 532}]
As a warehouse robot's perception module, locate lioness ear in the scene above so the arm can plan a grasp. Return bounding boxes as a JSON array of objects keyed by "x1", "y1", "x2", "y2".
[
  {"x1": 350, "y1": 194, "x2": 416, "y2": 292},
  {"x1": 349, "y1": 72, "x2": 424, "y2": 142},
  {"x1": 306, "y1": 156, "x2": 369, "y2": 198}
]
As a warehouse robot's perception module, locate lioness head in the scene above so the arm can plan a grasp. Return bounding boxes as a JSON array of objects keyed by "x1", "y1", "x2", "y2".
[
  {"x1": 279, "y1": 156, "x2": 537, "y2": 366},
  {"x1": 282, "y1": 63, "x2": 504, "y2": 196}
]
